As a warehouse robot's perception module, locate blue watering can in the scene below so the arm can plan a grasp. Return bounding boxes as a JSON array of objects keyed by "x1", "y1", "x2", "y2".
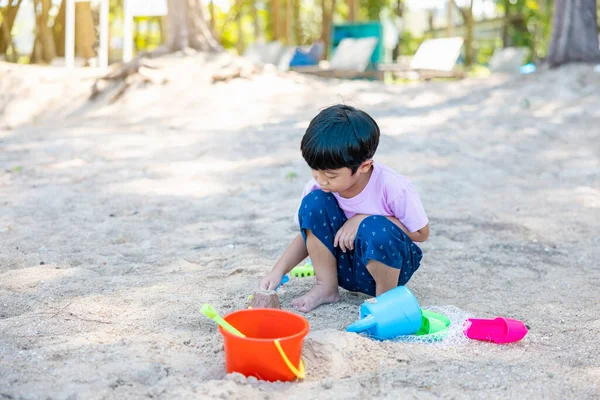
[{"x1": 346, "y1": 286, "x2": 422, "y2": 340}]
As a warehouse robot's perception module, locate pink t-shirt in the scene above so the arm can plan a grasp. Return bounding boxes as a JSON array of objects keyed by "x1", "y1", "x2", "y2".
[{"x1": 295, "y1": 162, "x2": 429, "y2": 233}]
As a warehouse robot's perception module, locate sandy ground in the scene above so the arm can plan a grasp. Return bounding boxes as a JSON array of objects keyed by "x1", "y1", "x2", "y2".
[{"x1": 1, "y1": 56, "x2": 599, "y2": 399}]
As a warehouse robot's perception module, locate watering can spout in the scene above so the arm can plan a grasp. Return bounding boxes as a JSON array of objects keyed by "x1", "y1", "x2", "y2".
[
  {"x1": 345, "y1": 286, "x2": 423, "y2": 340},
  {"x1": 346, "y1": 314, "x2": 376, "y2": 334}
]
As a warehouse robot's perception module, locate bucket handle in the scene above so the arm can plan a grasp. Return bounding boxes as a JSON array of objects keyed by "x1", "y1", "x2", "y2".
[{"x1": 274, "y1": 339, "x2": 305, "y2": 380}]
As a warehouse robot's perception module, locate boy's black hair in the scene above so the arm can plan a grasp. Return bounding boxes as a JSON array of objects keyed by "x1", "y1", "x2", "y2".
[{"x1": 301, "y1": 104, "x2": 380, "y2": 174}]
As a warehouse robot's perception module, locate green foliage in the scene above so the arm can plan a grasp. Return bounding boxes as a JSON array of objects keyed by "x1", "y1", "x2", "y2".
[
  {"x1": 398, "y1": 30, "x2": 423, "y2": 56},
  {"x1": 217, "y1": 3, "x2": 269, "y2": 53},
  {"x1": 362, "y1": 0, "x2": 389, "y2": 20},
  {"x1": 475, "y1": 38, "x2": 503, "y2": 65},
  {"x1": 497, "y1": 0, "x2": 552, "y2": 61},
  {"x1": 133, "y1": 17, "x2": 163, "y2": 52}
]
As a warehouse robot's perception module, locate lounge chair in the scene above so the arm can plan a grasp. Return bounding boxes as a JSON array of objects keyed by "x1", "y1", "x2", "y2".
[
  {"x1": 378, "y1": 37, "x2": 465, "y2": 80},
  {"x1": 290, "y1": 37, "x2": 382, "y2": 79},
  {"x1": 488, "y1": 47, "x2": 529, "y2": 74},
  {"x1": 243, "y1": 41, "x2": 287, "y2": 66}
]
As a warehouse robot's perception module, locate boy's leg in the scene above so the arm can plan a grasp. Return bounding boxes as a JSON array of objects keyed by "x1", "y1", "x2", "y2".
[
  {"x1": 291, "y1": 230, "x2": 340, "y2": 312},
  {"x1": 366, "y1": 260, "x2": 400, "y2": 297},
  {"x1": 293, "y1": 190, "x2": 348, "y2": 312},
  {"x1": 355, "y1": 216, "x2": 423, "y2": 297}
]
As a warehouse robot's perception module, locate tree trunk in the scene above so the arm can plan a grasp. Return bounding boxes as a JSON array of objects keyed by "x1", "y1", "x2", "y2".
[
  {"x1": 447, "y1": 0, "x2": 453, "y2": 36},
  {"x1": 250, "y1": 0, "x2": 261, "y2": 42},
  {"x1": 347, "y1": 0, "x2": 358, "y2": 21},
  {"x1": 165, "y1": 0, "x2": 221, "y2": 52},
  {"x1": 450, "y1": 0, "x2": 474, "y2": 67},
  {"x1": 235, "y1": 0, "x2": 244, "y2": 53},
  {"x1": 52, "y1": 0, "x2": 95, "y2": 62},
  {"x1": 293, "y1": 0, "x2": 302, "y2": 44},
  {"x1": 284, "y1": 0, "x2": 292, "y2": 44},
  {"x1": 547, "y1": 0, "x2": 600, "y2": 67},
  {"x1": 75, "y1": 1, "x2": 95, "y2": 61},
  {"x1": 464, "y1": 1, "x2": 474, "y2": 66},
  {"x1": 502, "y1": 0, "x2": 510, "y2": 47},
  {"x1": 30, "y1": 0, "x2": 56, "y2": 64},
  {"x1": 0, "y1": 0, "x2": 23, "y2": 57},
  {"x1": 209, "y1": 0, "x2": 216, "y2": 30},
  {"x1": 53, "y1": 0, "x2": 66, "y2": 56},
  {"x1": 391, "y1": 0, "x2": 404, "y2": 61},
  {"x1": 321, "y1": 0, "x2": 336, "y2": 58},
  {"x1": 272, "y1": 0, "x2": 280, "y2": 40},
  {"x1": 427, "y1": 10, "x2": 434, "y2": 33}
]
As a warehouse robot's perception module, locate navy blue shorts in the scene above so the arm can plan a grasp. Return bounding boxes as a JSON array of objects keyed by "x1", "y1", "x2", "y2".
[{"x1": 297, "y1": 189, "x2": 423, "y2": 296}]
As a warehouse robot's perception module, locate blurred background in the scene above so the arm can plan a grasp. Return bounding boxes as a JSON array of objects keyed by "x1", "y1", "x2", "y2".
[{"x1": 1, "y1": 0, "x2": 599, "y2": 75}]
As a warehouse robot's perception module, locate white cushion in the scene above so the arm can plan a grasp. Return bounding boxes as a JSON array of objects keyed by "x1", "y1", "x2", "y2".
[
  {"x1": 410, "y1": 37, "x2": 463, "y2": 72},
  {"x1": 489, "y1": 47, "x2": 529, "y2": 73},
  {"x1": 330, "y1": 37, "x2": 378, "y2": 72},
  {"x1": 243, "y1": 41, "x2": 286, "y2": 65}
]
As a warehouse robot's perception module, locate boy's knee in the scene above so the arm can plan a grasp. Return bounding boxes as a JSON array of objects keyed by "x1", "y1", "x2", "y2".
[
  {"x1": 301, "y1": 189, "x2": 328, "y2": 206},
  {"x1": 357, "y1": 216, "x2": 394, "y2": 248},
  {"x1": 299, "y1": 189, "x2": 336, "y2": 217}
]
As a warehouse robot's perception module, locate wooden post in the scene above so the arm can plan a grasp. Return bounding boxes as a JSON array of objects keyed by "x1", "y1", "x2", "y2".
[
  {"x1": 272, "y1": 0, "x2": 280, "y2": 40},
  {"x1": 251, "y1": 0, "x2": 261, "y2": 42},
  {"x1": 447, "y1": 0, "x2": 453, "y2": 36},
  {"x1": 99, "y1": 0, "x2": 109, "y2": 68},
  {"x1": 293, "y1": 0, "x2": 302, "y2": 44},
  {"x1": 347, "y1": 0, "x2": 357, "y2": 21},
  {"x1": 285, "y1": 0, "x2": 292, "y2": 44},
  {"x1": 322, "y1": 0, "x2": 335, "y2": 58},
  {"x1": 209, "y1": 0, "x2": 215, "y2": 30},
  {"x1": 236, "y1": 0, "x2": 244, "y2": 53}
]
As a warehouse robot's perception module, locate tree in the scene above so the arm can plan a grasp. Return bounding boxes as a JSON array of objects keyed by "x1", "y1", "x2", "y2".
[
  {"x1": 272, "y1": 0, "x2": 281, "y2": 40},
  {"x1": 163, "y1": 0, "x2": 221, "y2": 52},
  {"x1": 30, "y1": 0, "x2": 56, "y2": 64},
  {"x1": 92, "y1": 0, "x2": 226, "y2": 102},
  {"x1": 547, "y1": 0, "x2": 600, "y2": 67},
  {"x1": 391, "y1": 0, "x2": 404, "y2": 61},
  {"x1": 52, "y1": 0, "x2": 96, "y2": 65},
  {"x1": 450, "y1": 0, "x2": 474, "y2": 67},
  {"x1": 250, "y1": 0, "x2": 261, "y2": 42},
  {"x1": 0, "y1": 0, "x2": 23, "y2": 61},
  {"x1": 347, "y1": 0, "x2": 358, "y2": 20},
  {"x1": 293, "y1": 0, "x2": 303, "y2": 44},
  {"x1": 321, "y1": 0, "x2": 336, "y2": 58}
]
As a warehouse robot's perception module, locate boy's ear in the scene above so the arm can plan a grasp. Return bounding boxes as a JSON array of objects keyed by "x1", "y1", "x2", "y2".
[{"x1": 358, "y1": 160, "x2": 373, "y2": 172}]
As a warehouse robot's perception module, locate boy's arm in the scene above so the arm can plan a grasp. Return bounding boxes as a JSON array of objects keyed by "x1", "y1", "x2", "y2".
[
  {"x1": 272, "y1": 233, "x2": 308, "y2": 274},
  {"x1": 259, "y1": 234, "x2": 307, "y2": 290},
  {"x1": 385, "y1": 217, "x2": 430, "y2": 242}
]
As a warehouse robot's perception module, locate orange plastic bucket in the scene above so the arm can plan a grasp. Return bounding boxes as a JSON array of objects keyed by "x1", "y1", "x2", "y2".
[{"x1": 218, "y1": 308, "x2": 309, "y2": 382}]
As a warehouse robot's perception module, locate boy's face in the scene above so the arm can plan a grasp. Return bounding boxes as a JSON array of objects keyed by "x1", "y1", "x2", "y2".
[{"x1": 311, "y1": 161, "x2": 373, "y2": 194}]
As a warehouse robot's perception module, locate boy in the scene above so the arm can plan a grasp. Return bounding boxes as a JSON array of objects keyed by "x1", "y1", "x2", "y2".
[{"x1": 259, "y1": 104, "x2": 429, "y2": 312}]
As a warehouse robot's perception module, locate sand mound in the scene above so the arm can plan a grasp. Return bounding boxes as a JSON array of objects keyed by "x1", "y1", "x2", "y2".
[{"x1": 1, "y1": 59, "x2": 599, "y2": 399}]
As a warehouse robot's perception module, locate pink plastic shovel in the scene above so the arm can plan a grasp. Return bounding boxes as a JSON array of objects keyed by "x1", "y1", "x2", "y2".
[{"x1": 464, "y1": 317, "x2": 528, "y2": 344}]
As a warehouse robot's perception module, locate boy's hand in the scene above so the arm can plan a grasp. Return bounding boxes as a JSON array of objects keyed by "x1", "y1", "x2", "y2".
[
  {"x1": 334, "y1": 215, "x2": 367, "y2": 252},
  {"x1": 259, "y1": 270, "x2": 284, "y2": 290}
]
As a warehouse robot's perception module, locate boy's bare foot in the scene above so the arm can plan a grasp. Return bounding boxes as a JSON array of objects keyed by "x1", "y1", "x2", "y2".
[{"x1": 291, "y1": 283, "x2": 340, "y2": 312}]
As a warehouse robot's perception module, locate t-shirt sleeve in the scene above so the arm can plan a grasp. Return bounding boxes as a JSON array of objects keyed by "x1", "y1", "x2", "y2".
[
  {"x1": 389, "y1": 181, "x2": 429, "y2": 233},
  {"x1": 293, "y1": 179, "x2": 320, "y2": 225}
]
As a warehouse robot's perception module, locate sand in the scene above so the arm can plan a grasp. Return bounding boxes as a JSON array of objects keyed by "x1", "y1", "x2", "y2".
[{"x1": 0, "y1": 55, "x2": 599, "y2": 399}]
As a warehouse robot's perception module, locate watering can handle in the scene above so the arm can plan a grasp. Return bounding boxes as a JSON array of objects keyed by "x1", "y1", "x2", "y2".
[{"x1": 346, "y1": 314, "x2": 376, "y2": 334}]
